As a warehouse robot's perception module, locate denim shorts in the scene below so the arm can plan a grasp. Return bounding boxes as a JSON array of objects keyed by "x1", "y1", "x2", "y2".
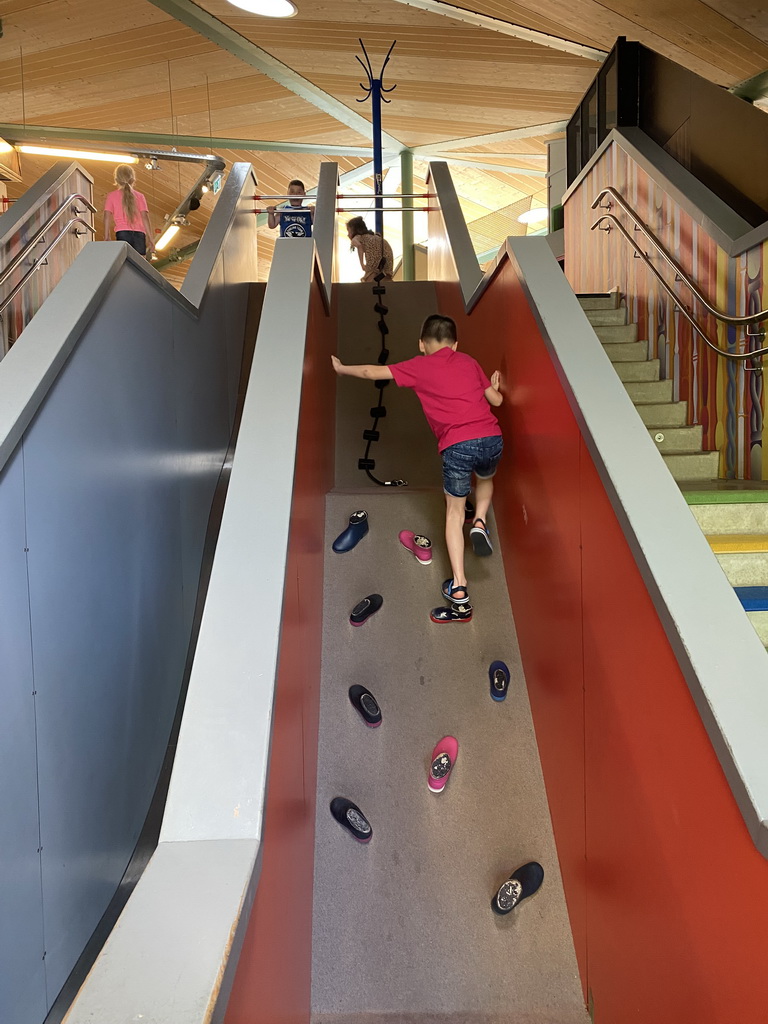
[
  {"x1": 116, "y1": 230, "x2": 146, "y2": 256},
  {"x1": 441, "y1": 435, "x2": 504, "y2": 498}
]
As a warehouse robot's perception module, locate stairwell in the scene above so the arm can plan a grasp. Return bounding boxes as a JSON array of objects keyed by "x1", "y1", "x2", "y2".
[{"x1": 578, "y1": 292, "x2": 768, "y2": 650}]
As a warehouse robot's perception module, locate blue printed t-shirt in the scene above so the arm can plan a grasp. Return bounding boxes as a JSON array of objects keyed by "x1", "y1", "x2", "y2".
[{"x1": 279, "y1": 204, "x2": 313, "y2": 238}]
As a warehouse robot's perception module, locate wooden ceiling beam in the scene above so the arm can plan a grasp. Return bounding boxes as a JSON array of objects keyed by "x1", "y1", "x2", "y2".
[
  {"x1": 413, "y1": 120, "x2": 568, "y2": 152},
  {"x1": 144, "y1": 0, "x2": 405, "y2": 151},
  {"x1": 0, "y1": 122, "x2": 374, "y2": 157},
  {"x1": 390, "y1": 0, "x2": 606, "y2": 62}
]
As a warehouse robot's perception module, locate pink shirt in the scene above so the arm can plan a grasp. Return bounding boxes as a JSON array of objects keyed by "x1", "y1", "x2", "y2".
[
  {"x1": 104, "y1": 188, "x2": 148, "y2": 233},
  {"x1": 390, "y1": 347, "x2": 502, "y2": 452}
]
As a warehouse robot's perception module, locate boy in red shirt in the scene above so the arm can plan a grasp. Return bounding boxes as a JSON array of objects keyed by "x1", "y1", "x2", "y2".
[{"x1": 331, "y1": 314, "x2": 503, "y2": 620}]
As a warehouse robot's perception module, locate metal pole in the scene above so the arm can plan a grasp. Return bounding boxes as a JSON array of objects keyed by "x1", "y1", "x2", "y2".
[
  {"x1": 401, "y1": 149, "x2": 414, "y2": 281},
  {"x1": 371, "y1": 79, "x2": 384, "y2": 237}
]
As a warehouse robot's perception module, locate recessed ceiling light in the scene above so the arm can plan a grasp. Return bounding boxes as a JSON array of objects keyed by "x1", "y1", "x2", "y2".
[
  {"x1": 226, "y1": 0, "x2": 297, "y2": 16},
  {"x1": 517, "y1": 208, "x2": 549, "y2": 224}
]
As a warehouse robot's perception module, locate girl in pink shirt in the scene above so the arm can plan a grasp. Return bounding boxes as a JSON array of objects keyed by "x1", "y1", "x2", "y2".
[{"x1": 103, "y1": 164, "x2": 154, "y2": 258}]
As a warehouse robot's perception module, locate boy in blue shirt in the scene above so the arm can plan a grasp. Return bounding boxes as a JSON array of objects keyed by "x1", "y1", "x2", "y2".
[{"x1": 267, "y1": 179, "x2": 314, "y2": 238}]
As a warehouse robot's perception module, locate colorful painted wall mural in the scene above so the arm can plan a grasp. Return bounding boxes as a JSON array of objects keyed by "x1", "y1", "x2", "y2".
[
  {"x1": 0, "y1": 165, "x2": 93, "y2": 355},
  {"x1": 564, "y1": 141, "x2": 767, "y2": 481}
]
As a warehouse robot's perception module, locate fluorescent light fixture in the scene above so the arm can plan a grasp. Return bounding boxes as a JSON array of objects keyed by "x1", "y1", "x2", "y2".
[
  {"x1": 155, "y1": 223, "x2": 181, "y2": 250},
  {"x1": 517, "y1": 207, "x2": 549, "y2": 224},
  {"x1": 19, "y1": 145, "x2": 138, "y2": 164},
  {"x1": 0, "y1": 138, "x2": 13, "y2": 154},
  {"x1": 225, "y1": 0, "x2": 297, "y2": 15}
]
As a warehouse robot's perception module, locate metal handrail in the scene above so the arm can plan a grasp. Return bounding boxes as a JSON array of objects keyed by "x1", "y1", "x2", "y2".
[
  {"x1": 591, "y1": 186, "x2": 768, "y2": 327},
  {"x1": 0, "y1": 192, "x2": 96, "y2": 291},
  {"x1": 0, "y1": 217, "x2": 95, "y2": 318}
]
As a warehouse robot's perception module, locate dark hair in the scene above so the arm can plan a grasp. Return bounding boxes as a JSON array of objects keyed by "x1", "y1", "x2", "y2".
[
  {"x1": 346, "y1": 215, "x2": 374, "y2": 238},
  {"x1": 420, "y1": 314, "x2": 457, "y2": 344},
  {"x1": 288, "y1": 179, "x2": 305, "y2": 190}
]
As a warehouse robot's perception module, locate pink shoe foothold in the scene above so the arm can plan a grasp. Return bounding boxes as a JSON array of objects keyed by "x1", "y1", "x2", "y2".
[
  {"x1": 428, "y1": 736, "x2": 458, "y2": 793},
  {"x1": 399, "y1": 529, "x2": 432, "y2": 565}
]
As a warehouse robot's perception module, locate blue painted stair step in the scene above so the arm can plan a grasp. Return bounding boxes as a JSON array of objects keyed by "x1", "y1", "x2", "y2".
[{"x1": 734, "y1": 587, "x2": 768, "y2": 612}]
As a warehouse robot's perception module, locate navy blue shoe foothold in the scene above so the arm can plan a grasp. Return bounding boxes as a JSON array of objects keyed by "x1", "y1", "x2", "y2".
[
  {"x1": 491, "y1": 862, "x2": 544, "y2": 915},
  {"x1": 330, "y1": 797, "x2": 373, "y2": 843},
  {"x1": 332, "y1": 510, "x2": 369, "y2": 553},
  {"x1": 441, "y1": 578, "x2": 470, "y2": 605},
  {"x1": 350, "y1": 593, "x2": 383, "y2": 626},
  {"x1": 430, "y1": 602, "x2": 473, "y2": 624},
  {"x1": 489, "y1": 660, "x2": 510, "y2": 702},
  {"x1": 349, "y1": 684, "x2": 382, "y2": 727}
]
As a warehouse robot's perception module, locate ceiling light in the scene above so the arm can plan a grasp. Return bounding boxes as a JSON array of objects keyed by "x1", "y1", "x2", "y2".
[
  {"x1": 0, "y1": 138, "x2": 14, "y2": 154},
  {"x1": 517, "y1": 207, "x2": 549, "y2": 224},
  {"x1": 225, "y1": 0, "x2": 297, "y2": 16},
  {"x1": 155, "y1": 223, "x2": 181, "y2": 250},
  {"x1": 19, "y1": 145, "x2": 138, "y2": 164}
]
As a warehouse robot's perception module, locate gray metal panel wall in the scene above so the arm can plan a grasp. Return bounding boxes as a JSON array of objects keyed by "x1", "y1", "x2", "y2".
[
  {"x1": 0, "y1": 165, "x2": 258, "y2": 1024},
  {"x1": 0, "y1": 445, "x2": 47, "y2": 1022}
]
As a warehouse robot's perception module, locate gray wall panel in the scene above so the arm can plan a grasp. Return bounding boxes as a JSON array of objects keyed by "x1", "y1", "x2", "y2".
[
  {"x1": 0, "y1": 445, "x2": 47, "y2": 1024},
  {"x1": 24, "y1": 266, "x2": 186, "y2": 996},
  {"x1": 0, "y1": 163, "x2": 257, "y2": 1022}
]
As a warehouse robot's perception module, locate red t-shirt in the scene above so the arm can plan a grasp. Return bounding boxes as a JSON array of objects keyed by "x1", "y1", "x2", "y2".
[{"x1": 389, "y1": 346, "x2": 501, "y2": 452}]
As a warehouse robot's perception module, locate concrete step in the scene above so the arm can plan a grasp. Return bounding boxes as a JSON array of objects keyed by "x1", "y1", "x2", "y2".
[
  {"x1": 662, "y1": 451, "x2": 719, "y2": 481},
  {"x1": 748, "y1": 610, "x2": 768, "y2": 647},
  {"x1": 616, "y1": 359, "x2": 660, "y2": 383},
  {"x1": 585, "y1": 308, "x2": 628, "y2": 326},
  {"x1": 624, "y1": 380, "x2": 674, "y2": 403},
  {"x1": 594, "y1": 323, "x2": 638, "y2": 344},
  {"x1": 649, "y1": 426, "x2": 703, "y2": 453},
  {"x1": 604, "y1": 340, "x2": 649, "y2": 362},
  {"x1": 690, "y1": 502, "x2": 768, "y2": 534},
  {"x1": 578, "y1": 293, "x2": 619, "y2": 310},
  {"x1": 636, "y1": 402, "x2": 689, "y2": 427},
  {"x1": 714, "y1": 551, "x2": 768, "y2": 586}
]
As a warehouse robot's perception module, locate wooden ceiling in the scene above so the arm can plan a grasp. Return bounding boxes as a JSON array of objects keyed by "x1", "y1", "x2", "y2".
[{"x1": 0, "y1": 0, "x2": 766, "y2": 282}]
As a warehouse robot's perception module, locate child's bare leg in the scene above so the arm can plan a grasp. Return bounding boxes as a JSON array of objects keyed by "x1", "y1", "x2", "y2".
[
  {"x1": 445, "y1": 494, "x2": 468, "y2": 596},
  {"x1": 474, "y1": 474, "x2": 494, "y2": 526}
]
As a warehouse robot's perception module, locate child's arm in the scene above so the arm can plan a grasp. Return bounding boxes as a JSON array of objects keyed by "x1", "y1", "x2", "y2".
[
  {"x1": 332, "y1": 355, "x2": 393, "y2": 380},
  {"x1": 485, "y1": 370, "x2": 503, "y2": 407}
]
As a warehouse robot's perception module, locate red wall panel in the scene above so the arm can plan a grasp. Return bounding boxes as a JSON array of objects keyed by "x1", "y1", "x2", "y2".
[
  {"x1": 225, "y1": 274, "x2": 336, "y2": 1024},
  {"x1": 437, "y1": 258, "x2": 768, "y2": 1021}
]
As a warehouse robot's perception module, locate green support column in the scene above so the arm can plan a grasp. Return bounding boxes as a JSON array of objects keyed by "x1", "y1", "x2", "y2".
[{"x1": 401, "y1": 149, "x2": 415, "y2": 281}]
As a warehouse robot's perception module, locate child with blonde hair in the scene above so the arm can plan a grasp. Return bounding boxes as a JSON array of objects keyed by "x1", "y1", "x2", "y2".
[{"x1": 103, "y1": 164, "x2": 154, "y2": 257}]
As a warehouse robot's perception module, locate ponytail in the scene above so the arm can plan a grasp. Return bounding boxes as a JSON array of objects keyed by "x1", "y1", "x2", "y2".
[{"x1": 114, "y1": 164, "x2": 138, "y2": 226}]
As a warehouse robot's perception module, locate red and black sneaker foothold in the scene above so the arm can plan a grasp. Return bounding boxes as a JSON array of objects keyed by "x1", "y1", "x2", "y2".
[
  {"x1": 330, "y1": 797, "x2": 373, "y2": 843},
  {"x1": 349, "y1": 684, "x2": 382, "y2": 727},
  {"x1": 491, "y1": 862, "x2": 544, "y2": 915},
  {"x1": 350, "y1": 593, "x2": 383, "y2": 626},
  {"x1": 430, "y1": 602, "x2": 473, "y2": 624}
]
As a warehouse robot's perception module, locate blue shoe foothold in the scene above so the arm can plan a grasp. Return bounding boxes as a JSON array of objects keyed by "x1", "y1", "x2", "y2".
[
  {"x1": 332, "y1": 510, "x2": 369, "y2": 553},
  {"x1": 489, "y1": 660, "x2": 510, "y2": 702}
]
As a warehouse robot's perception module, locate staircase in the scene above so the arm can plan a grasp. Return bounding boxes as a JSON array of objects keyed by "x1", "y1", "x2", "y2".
[
  {"x1": 579, "y1": 292, "x2": 768, "y2": 650},
  {"x1": 578, "y1": 293, "x2": 719, "y2": 482}
]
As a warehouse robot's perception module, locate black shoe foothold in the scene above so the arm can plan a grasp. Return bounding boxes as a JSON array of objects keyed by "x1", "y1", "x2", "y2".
[
  {"x1": 350, "y1": 593, "x2": 383, "y2": 626},
  {"x1": 370, "y1": 405, "x2": 387, "y2": 418},
  {"x1": 330, "y1": 797, "x2": 373, "y2": 843},
  {"x1": 349, "y1": 684, "x2": 382, "y2": 727},
  {"x1": 491, "y1": 862, "x2": 544, "y2": 915},
  {"x1": 374, "y1": 303, "x2": 389, "y2": 315},
  {"x1": 358, "y1": 458, "x2": 376, "y2": 470},
  {"x1": 363, "y1": 429, "x2": 380, "y2": 442},
  {"x1": 377, "y1": 348, "x2": 390, "y2": 364}
]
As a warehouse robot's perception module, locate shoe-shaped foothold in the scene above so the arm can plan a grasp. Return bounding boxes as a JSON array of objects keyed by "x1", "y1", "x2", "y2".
[
  {"x1": 441, "y1": 577, "x2": 470, "y2": 605},
  {"x1": 372, "y1": 285, "x2": 386, "y2": 295},
  {"x1": 349, "y1": 684, "x2": 382, "y2": 727},
  {"x1": 489, "y1": 660, "x2": 510, "y2": 702},
  {"x1": 374, "y1": 272, "x2": 386, "y2": 283},
  {"x1": 370, "y1": 405, "x2": 387, "y2": 418},
  {"x1": 430, "y1": 602, "x2": 473, "y2": 624},
  {"x1": 363, "y1": 428, "x2": 380, "y2": 442},
  {"x1": 374, "y1": 303, "x2": 389, "y2": 315},
  {"x1": 470, "y1": 518, "x2": 493, "y2": 557},
  {"x1": 377, "y1": 348, "x2": 390, "y2": 364},
  {"x1": 350, "y1": 593, "x2": 383, "y2": 626},
  {"x1": 330, "y1": 797, "x2": 373, "y2": 843},
  {"x1": 399, "y1": 530, "x2": 432, "y2": 564},
  {"x1": 491, "y1": 861, "x2": 544, "y2": 915},
  {"x1": 358, "y1": 457, "x2": 376, "y2": 470},
  {"x1": 377, "y1": 319, "x2": 389, "y2": 335},
  {"x1": 428, "y1": 735, "x2": 458, "y2": 793},
  {"x1": 374, "y1": 378, "x2": 389, "y2": 390},
  {"x1": 332, "y1": 509, "x2": 369, "y2": 553}
]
